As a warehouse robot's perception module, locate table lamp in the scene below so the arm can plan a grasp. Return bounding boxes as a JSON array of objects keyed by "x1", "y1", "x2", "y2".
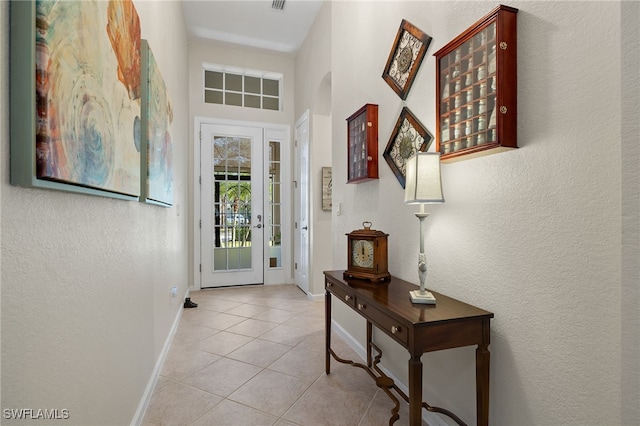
[{"x1": 404, "y1": 152, "x2": 445, "y2": 304}]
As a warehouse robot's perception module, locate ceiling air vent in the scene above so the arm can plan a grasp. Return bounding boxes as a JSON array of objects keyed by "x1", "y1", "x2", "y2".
[{"x1": 272, "y1": 0, "x2": 285, "y2": 11}]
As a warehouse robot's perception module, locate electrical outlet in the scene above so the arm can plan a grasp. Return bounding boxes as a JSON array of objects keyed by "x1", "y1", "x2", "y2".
[{"x1": 171, "y1": 286, "x2": 178, "y2": 298}]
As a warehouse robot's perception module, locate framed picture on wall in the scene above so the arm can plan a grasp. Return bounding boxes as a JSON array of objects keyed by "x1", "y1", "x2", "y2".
[
  {"x1": 10, "y1": 0, "x2": 141, "y2": 200},
  {"x1": 322, "y1": 167, "x2": 332, "y2": 211},
  {"x1": 383, "y1": 107, "x2": 433, "y2": 188},
  {"x1": 141, "y1": 40, "x2": 174, "y2": 207},
  {"x1": 382, "y1": 20, "x2": 432, "y2": 100}
]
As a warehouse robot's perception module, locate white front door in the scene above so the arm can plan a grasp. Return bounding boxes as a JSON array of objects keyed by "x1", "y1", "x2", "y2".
[
  {"x1": 294, "y1": 113, "x2": 310, "y2": 294},
  {"x1": 201, "y1": 124, "x2": 264, "y2": 287}
]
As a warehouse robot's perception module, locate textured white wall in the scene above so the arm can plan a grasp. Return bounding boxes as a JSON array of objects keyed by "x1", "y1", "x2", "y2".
[
  {"x1": 326, "y1": 1, "x2": 637, "y2": 424},
  {"x1": 0, "y1": 1, "x2": 190, "y2": 424}
]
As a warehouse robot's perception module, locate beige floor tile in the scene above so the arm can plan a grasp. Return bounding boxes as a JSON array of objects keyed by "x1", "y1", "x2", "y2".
[
  {"x1": 267, "y1": 343, "x2": 325, "y2": 382},
  {"x1": 225, "y1": 318, "x2": 279, "y2": 338},
  {"x1": 252, "y1": 307, "x2": 298, "y2": 323},
  {"x1": 317, "y1": 361, "x2": 379, "y2": 400},
  {"x1": 191, "y1": 399, "x2": 279, "y2": 426},
  {"x1": 181, "y1": 357, "x2": 262, "y2": 397},
  {"x1": 198, "y1": 312, "x2": 247, "y2": 331},
  {"x1": 142, "y1": 377, "x2": 222, "y2": 426},
  {"x1": 206, "y1": 287, "x2": 266, "y2": 303},
  {"x1": 228, "y1": 369, "x2": 313, "y2": 417},
  {"x1": 359, "y1": 388, "x2": 430, "y2": 426},
  {"x1": 193, "y1": 298, "x2": 243, "y2": 313},
  {"x1": 197, "y1": 330, "x2": 254, "y2": 356},
  {"x1": 224, "y1": 303, "x2": 270, "y2": 318},
  {"x1": 180, "y1": 307, "x2": 222, "y2": 327},
  {"x1": 160, "y1": 345, "x2": 220, "y2": 381},
  {"x1": 227, "y1": 338, "x2": 291, "y2": 367},
  {"x1": 259, "y1": 324, "x2": 313, "y2": 347},
  {"x1": 282, "y1": 379, "x2": 372, "y2": 426},
  {"x1": 295, "y1": 329, "x2": 351, "y2": 355},
  {"x1": 273, "y1": 420, "x2": 301, "y2": 426},
  {"x1": 273, "y1": 298, "x2": 323, "y2": 313},
  {"x1": 282, "y1": 311, "x2": 325, "y2": 332},
  {"x1": 171, "y1": 323, "x2": 219, "y2": 347}
]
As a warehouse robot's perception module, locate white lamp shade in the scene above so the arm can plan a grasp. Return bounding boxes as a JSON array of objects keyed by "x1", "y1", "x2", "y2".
[{"x1": 404, "y1": 152, "x2": 445, "y2": 204}]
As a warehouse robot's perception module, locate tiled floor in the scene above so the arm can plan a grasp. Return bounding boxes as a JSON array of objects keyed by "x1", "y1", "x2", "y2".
[{"x1": 142, "y1": 284, "x2": 427, "y2": 426}]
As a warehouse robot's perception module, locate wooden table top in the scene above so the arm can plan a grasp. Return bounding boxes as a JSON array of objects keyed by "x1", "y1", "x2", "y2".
[{"x1": 324, "y1": 270, "x2": 494, "y2": 327}]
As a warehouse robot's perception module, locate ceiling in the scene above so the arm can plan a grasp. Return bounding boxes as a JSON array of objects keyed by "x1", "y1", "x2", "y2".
[{"x1": 181, "y1": 0, "x2": 324, "y2": 54}]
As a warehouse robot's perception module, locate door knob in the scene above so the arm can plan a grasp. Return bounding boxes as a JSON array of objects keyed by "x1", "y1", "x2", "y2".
[
  {"x1": 254, "y1": 224, "x2": 262, "y2": 229},
  {"x1": 302, "y1": 226, "x2": 308, "y2": 230}
]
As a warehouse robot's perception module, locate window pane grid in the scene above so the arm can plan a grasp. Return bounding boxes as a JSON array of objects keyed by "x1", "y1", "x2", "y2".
[
  {"x1": 268, "y1": 140, "x2": 281, "y2": 267},
  {"x1": 204, "y1": 68, "x2": 281, "y2": 111}
]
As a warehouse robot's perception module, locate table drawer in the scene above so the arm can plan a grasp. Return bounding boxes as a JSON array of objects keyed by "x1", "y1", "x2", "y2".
[
  {"x1": 326, "y1": 279, "x2": 356, "y2": 308},
  {"x1": 357, "y1": 301, "x2": 408, "y2": 346}
]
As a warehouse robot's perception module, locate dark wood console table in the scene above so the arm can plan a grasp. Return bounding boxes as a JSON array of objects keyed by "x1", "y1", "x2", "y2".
[{"x1": 324, "y1": 270, "x2": 494, "y2": 426}]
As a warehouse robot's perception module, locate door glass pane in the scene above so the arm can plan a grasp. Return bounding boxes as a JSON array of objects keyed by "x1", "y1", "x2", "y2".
[
  {"x1": 268, "y1": 141, "x2": 281, "y2": 268},
  {"x1": 212, "y1": 136, "x2": 253, "y2": 271}
]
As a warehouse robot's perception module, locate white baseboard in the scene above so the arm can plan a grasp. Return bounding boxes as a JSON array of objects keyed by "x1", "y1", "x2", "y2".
[
  {"x1": 307, "y1": 291, "x2": 325, "y2": 301},
  {"x1": 130, "y1": 289, "x2": 187, "y2": 426},
  {"x1": 330, "y1": 319, "x2": 449, "y2": 426}
]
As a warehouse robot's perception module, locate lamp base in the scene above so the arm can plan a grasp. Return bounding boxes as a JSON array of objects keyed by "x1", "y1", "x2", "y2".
[{"x1": 409, "y1": 290, "x2": 436, "y2": 305}]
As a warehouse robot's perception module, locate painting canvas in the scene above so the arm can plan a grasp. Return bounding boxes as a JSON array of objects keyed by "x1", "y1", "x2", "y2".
[
  {"x1": 142, "y1": 41, "x2": 174, "y2": 206},
  {"x1": 34, "y1": 0, "x2": 141, "y2": 196}
]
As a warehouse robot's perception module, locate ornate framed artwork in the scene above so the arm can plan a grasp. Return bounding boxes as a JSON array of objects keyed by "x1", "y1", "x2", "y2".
[
  {"x1": 382, "y1": 20, "x2": 432, "y2": 100},
  {"x1": 10, "y1": 0, "x2": 141, "y2": 200},
  {"x1": 383, "y1": 107, "x2": 433, "y2": 188}
]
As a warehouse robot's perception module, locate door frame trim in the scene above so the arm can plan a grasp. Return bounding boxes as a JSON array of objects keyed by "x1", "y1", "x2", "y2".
[{"x1": 193, "y1": 116, "x2": 292, "y2": 290}]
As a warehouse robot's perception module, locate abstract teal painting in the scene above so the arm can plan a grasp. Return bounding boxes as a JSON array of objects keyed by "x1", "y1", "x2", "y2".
[
  {"x1": 33, "y1": 0, "x2": 141, "y2": 196},
  {"x1": 142, "y1": 41, "x2": 173, "y2": 206}
]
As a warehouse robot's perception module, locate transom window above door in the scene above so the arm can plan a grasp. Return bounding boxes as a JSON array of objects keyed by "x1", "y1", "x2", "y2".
[{"x1": 203, "y1": 65, "x2": 282, "y2": 111}]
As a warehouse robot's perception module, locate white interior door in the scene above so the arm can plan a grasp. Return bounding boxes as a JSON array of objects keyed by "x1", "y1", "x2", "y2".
[
  {"x1": 294, "y1": 114, "x2": 310, "y2": 294},
  {"x1": 201, "y1": 124, "x2": 264, "y2": 287}
]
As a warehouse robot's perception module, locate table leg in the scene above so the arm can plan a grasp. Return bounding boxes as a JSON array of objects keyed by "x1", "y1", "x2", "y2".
[
  {"x1": 408, "y1": 354, "x2": 423, "y2": 426},
  {"x1": 476, "y1": 319, "x2": 491, "y2": 426},
  {"x1": 325, "y1": 289, "x2": 331, "y2": 374},
  {"x1": 366, "y1": 321, "x2": 373, "y2": 368}
]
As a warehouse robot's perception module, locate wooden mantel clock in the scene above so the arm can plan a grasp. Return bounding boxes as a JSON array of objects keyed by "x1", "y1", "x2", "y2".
[{"x1": 344, "y1": 222, "x2": 390, "y2": 282}]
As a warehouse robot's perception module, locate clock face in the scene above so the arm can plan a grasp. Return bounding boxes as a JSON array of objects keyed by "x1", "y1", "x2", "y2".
[
  {"x1": 391, "y1": 117, "x2": 424, "y2": 174},
  {"x1": 352, "y1": 240, "x2": 374, "y2": 269},
  {"x1": 383, "y1": 107, "x2": 433, "y2": 188},
  {"x1": 389, "y1": 30, "x2": 423, "y2": 88}
]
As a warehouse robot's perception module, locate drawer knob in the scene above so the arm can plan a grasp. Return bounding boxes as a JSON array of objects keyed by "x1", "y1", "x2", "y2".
[
  {"x1": 357, "y1": 303, "x2": 365, "y2": 310},
  {"x1": 391, "y1": 326, "x2": 401, "y2": 334},
  {"x1": 345, "y1": 295, "x2": 352, "y2": 302},
  {"x1": 326, "y1": 282, "x2": 332, "y2": 287}
]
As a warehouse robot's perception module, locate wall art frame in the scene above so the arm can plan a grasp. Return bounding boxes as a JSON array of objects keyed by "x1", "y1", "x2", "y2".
[
  {"x1": 382, "y1": 19, "x2": 432, "y2": 100},
  {"x1": 383, "y1": 107, "x2": 433, "y2": 188},
  {"x1": 140, "y1": 39, "x2": 174, "y2": 207},
  {"x1": 322, "y1": 166, "x2": 332, "y2": 211},
  {"x1": 10, "y1": 0, "x2": 141, "y2": 200}
]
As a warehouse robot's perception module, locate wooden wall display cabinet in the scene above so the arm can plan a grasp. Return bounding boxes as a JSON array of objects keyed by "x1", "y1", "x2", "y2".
[
  {"x1": 435, "y1": 5, "x2": 518, "y2": 162},
  {"x1": 347, "y1": 104, "x2": 379, "y2": 183}
]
